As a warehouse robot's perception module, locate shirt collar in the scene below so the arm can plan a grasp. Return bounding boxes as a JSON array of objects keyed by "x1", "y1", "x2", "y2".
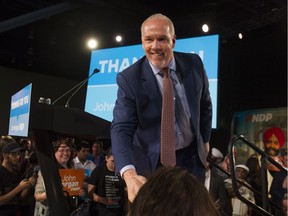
[{"x1": 148, "y1": 57, "x2": 176, "y2": 76}]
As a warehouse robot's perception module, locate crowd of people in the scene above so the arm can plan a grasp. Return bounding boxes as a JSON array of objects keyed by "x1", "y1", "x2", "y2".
[
  {"x1": 208, "y1": 144, "x2": 287, "y2": 216},
  {"x1": 1, "y1": 135, "x2": 287, "y2": 216},
  {"x1": 0, "y1": 135, "x2": 129, "y2": 216},
  {"x1": 0, "y1": 12, "x2": 287, "y2": 216}
]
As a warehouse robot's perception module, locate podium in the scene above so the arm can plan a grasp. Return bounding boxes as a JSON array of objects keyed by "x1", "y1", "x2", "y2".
[{"x1": 29, "y1": 103, "x2": 111, "y2": 215}]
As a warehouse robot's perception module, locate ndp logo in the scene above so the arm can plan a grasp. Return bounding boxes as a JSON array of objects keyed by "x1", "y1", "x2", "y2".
[{"x1": 246, "y1": 113, "x2": 273, "y2": 123}]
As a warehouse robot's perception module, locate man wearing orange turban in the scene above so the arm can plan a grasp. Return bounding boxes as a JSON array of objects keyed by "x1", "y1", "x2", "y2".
[{"x1": 263, "y1": 127, "x2": 286, "y2": 172}]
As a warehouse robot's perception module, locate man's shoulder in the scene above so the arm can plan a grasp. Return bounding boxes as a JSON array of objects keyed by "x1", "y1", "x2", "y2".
[
  {"x1": 174, "y1": 51, "x2": 198, "y2": 57},
  {"x1": 0, "y1": 165, "x2": 10, "y2": 175},
  {"x1": 0, "y1": 165, "x2": 6, "y2": 180},
  {"x1": 174, "y1": 51, "x2": 202, "y2": 63}
]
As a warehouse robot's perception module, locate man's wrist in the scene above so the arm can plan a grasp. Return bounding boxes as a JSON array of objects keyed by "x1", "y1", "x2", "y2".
[
  {"x1": 123, "y1": 169, "x2": 137, "y2": 182},
  {"x1": 120, "y1": 165, "x2": 136, "y2": 178}
]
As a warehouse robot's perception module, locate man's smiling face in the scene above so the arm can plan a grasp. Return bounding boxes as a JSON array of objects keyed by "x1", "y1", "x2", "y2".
[{"x1": 141, "y1": 18, "x2": 176, "y2": 69}]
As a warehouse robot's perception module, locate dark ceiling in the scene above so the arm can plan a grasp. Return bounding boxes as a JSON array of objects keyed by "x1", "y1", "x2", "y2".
[{"x1": 0, "y1": 0, "x2": 286, "y2": 81}]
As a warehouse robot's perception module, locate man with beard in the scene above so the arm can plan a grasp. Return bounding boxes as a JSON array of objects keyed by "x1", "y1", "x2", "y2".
[
  {"x1": 0, "y1": 140, "x2": 36, "y2": 216},
  {"x1": 263, "y1": 127, "x2": 286, "y2": 173}
]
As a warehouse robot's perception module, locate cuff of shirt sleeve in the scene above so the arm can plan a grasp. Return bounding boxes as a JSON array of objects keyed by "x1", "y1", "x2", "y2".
[{"x1": 119, "y1": 165, "x2": 136, "y2": 178}]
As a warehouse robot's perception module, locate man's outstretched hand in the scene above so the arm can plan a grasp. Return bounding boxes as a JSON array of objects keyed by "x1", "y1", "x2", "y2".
[{"x1": 123, "y1": 169, "x2": 147, "y2": 202}]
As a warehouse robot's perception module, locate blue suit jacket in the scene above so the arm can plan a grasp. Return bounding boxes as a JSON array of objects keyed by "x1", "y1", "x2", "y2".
[{"x1": 111, "y1": 51, "x2": 212, "y2": 177}]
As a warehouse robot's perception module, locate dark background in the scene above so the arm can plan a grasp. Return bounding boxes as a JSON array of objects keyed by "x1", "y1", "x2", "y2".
[{"x1": 0, "y1": 1, "x2": 286, "y2": 153}]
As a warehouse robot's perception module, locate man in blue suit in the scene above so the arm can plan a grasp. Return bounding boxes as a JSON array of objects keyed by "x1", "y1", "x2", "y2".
[{"x1": 111, "y1": 13, "x2": 212, "y2": 202}]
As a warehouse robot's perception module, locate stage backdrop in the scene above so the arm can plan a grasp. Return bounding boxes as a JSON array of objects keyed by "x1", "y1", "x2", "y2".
[{"x1": 85, "y1": 34, "x2": 219, "y2": 128}]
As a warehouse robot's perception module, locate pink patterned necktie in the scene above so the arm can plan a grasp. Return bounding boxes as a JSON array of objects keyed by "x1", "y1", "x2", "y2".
[{"x1": 160, "y1": 68, "x2": 176, "y2": 167}]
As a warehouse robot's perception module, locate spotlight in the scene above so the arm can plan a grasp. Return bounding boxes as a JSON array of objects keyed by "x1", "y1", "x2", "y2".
[
  {"x1": 238, "y1": 33, "x2": 243, "y2": 39},
  {"x1": 87, "y1": 39, "x2": 98, "y2": 49},
  {"x1": 115, "y1": 35, "x2": 122, "y2": 42},
  {"x1": 202, "y1": 24, "x2": 209, "y2": 33}
]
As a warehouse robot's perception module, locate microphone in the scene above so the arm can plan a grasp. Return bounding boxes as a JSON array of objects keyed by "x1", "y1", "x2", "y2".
[
  {"x1": 52, "y1": 68, "x2": 100, "y2": 106},
  {"x1": 65, "y1": 68, "x2": 100, "y2": 108}
]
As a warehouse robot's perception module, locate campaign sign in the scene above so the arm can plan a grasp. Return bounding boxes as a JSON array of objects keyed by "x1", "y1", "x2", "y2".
[
  {"x1": 59, "y1": 169, "x2": 84, "y2": 196},
  {"x1": 85, "y1": 34, "x2": 219, "y2": 128},
  {"x1": 231, "y1": 107, "x2": 287, "y2": 164},
  {"x1": 8, "y1": 83, "x2": 32, "y2": 137}
]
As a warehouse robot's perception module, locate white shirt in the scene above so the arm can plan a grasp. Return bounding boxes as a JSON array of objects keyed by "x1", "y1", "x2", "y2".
[{"x1": 205, "y1": 169, "x2": 211, "y2": 191}]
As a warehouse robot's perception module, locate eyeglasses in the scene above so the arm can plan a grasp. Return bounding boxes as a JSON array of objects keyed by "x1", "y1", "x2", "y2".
[{"x1": 57, "y1": 149, "x2": 71, "y2": 154}]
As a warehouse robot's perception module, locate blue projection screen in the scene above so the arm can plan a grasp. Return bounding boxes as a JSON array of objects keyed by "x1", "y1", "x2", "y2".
[
  {"x1": 85, "y1": 34, "x2": 219, "y2": 128},
  {"x1": 8, "y1": 83, "x2": 32, "y2": 137}
]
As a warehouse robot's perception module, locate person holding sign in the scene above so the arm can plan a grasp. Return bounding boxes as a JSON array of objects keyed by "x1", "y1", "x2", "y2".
[{"x1": 34, "y1": 138, "x2": 84, "y2": 216}]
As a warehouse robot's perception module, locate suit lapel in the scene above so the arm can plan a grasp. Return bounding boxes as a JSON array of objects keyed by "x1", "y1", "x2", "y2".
[{"x1": 141, "y1": 59, "x2": 162, "y2": 113}]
